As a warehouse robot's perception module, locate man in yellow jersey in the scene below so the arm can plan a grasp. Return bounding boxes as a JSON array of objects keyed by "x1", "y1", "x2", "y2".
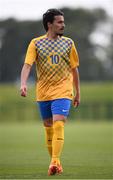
[{"x1": 20, "y1": 9, "x2": 80, "y2": 176}]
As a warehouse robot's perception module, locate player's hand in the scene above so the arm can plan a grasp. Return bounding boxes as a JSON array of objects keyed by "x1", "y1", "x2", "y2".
[
  {"x1": 20, "y1": 85, "x2": 27, "y2": 97},
  {"x1": 73, "y1": 93, "x2": 80, "y2": 108}
]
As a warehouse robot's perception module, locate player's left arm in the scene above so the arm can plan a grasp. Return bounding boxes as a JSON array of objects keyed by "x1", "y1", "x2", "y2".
[
  {"x1": 72, "y1": 67, "x2": 80, "y2": 107},
  {"x1": 70, "y1": 40, "x2": 80, "y2": 107}
]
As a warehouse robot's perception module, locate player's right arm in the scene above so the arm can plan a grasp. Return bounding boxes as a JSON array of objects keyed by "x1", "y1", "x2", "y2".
[
  {"x1": 20, "y1": 64, "x2": 32, "y2": 97},
  {"x1": 20, "y1": 39, "x2": 37, "y2": 97}
]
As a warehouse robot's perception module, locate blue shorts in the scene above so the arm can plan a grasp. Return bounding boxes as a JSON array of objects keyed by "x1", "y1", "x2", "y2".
[{"x1": 37, "y1": 98, "x2": 71, "y2": 120}]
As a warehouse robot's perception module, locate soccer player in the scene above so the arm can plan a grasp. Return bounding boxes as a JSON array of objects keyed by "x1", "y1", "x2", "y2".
[{"x1": 20, "y1": 9, "x2": 80, "y2": 176}]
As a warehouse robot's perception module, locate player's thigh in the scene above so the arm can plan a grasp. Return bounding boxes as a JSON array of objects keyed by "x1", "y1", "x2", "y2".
[
  {"x1": 37, "y1": 101, "x2": 53, "y2": 126},
  {"x1": 51, "y1": 98, "x2": 71, "y2": 121}
]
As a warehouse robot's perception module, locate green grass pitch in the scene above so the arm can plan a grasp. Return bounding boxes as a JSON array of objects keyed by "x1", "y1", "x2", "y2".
[{"x1": 0, "y1": 121, "x2": 112, "y2": 179}]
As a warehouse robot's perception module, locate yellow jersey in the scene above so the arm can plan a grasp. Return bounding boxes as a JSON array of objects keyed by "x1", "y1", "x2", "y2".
[{"x1": 25, "y1": 34, "x2": 79, "y2": 101}]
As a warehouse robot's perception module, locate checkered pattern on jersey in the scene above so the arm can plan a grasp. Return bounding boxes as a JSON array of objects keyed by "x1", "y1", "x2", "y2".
[{"x1": 35, "y1": 37, "x2": 73, "y2": 82}]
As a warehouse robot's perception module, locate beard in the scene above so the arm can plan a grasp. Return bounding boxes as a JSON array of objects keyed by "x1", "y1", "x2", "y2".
[{"x1": 56, "y1": 32, "x2": 64, "y2": 36}]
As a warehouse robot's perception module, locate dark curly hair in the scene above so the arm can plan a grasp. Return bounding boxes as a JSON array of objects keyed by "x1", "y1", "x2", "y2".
[{"x1": 43, "y1": 9, "x2": 64, "y2": 32}]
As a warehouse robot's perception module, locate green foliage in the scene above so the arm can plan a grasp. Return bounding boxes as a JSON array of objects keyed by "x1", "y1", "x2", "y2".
[
  {"x1": 0, "y1": 122, "x2": 112, "y2": 179},
  {"x1": 71, "y1": 82, "x2": 113, "y2": 120}
]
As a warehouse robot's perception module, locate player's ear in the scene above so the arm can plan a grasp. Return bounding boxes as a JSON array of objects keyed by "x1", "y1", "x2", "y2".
[{"x1": 48, "y1": 22, "x2": 52, "y2": 29}]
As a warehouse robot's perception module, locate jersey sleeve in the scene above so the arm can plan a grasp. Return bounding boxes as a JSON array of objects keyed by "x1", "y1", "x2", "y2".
[
  {"x1": 70, "y1": 41, "x2": 79, "y2": 68},
  {"x1": 24, "y1": 39, "x2": 37, "y2": 65}
]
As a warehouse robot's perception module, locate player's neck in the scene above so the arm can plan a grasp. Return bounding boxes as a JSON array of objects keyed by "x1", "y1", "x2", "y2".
[{"x1": 46, "y1": 31, "x2": 59, "y2": 40}]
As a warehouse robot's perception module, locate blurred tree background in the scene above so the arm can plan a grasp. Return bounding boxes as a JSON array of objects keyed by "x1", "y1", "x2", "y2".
[
  {"x1": 0, "y1": 8, "x2": 113, "y2": 121},
  {"x1": 0, "y1": 8, "x2": 113, "y2": 82}
]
